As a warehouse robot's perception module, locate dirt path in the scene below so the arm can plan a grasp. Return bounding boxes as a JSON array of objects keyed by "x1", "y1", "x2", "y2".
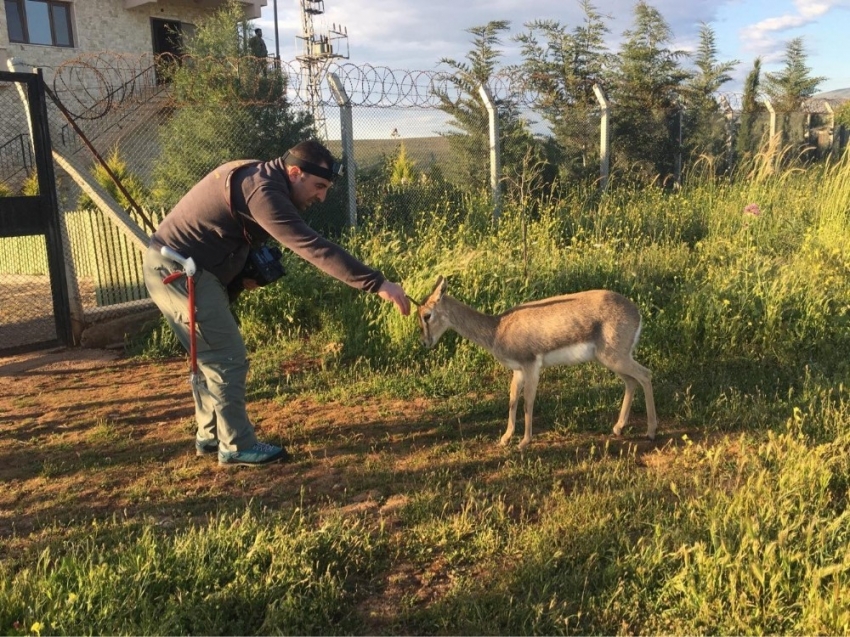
[{"x1": 0, "y1": 346, "x2": 440, "y2": 543}]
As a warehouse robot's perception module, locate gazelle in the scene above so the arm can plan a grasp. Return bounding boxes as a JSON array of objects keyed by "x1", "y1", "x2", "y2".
[{"x1": 415, "y1": 276, "x2": 657, "y2": 449}]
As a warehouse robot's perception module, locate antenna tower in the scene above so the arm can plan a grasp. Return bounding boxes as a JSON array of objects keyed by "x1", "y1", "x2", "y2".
[{"x1": 296, "y1": 0, "x2": 349, "y2": 137}]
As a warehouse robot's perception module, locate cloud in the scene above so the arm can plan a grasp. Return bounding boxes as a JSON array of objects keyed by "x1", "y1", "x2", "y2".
[
  {"x1": 747, "y1": 0, "x2": 848, "y2": 42},
  {"x1": 737, "y1": 0, "x2": 848, "y2": 66},
  {"x1": 794, "y1": 0, "x2": 835, "y2": 19}
]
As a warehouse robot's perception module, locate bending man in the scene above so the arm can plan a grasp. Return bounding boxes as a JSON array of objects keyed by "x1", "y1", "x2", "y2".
[{"x1": 143, "y1": 140, "x2": 410, "y2": 467}]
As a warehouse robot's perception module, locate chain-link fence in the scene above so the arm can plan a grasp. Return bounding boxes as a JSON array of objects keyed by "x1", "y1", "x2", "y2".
[{"x1": 1, "y1": 53, "x2": 847, "y2": 350}]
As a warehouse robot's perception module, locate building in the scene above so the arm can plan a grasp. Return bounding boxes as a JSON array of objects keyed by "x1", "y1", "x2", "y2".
[
  {"x1": 1, "y1": 0, "x2": 266, "y2": 81},
  {"x1": 1, "y1": 0, "x2": 270, "y2": 188}
]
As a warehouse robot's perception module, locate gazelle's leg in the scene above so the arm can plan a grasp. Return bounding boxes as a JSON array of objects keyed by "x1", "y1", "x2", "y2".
[
  {"x1": 518, "y1": 359, "x2": 542, "y2": 450},
  {"x1": 612, "y1": 373, "x2": 638, "y2": 436},
  {"x1": 501, "y1": 369, "x2": 524, "y2": 445},
  {"x1": 608, "y1": 358, "x2": 656, "y2": 440},
  {"x1": 633, "y1": 362, "x2": 657, "y2": 439}
]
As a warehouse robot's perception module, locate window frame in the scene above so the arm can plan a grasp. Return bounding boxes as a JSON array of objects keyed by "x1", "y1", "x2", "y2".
[{"x1": 5, "y1": 0, "x2": 75, "y2": 48}]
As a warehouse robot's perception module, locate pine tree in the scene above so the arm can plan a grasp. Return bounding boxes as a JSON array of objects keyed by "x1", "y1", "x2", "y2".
[
  {"x1": 434, "y1": 20, "x2": 536, "y2": 194},
  {"x1": 609, "y1": 1, "x2": 690, "y2": 183},
  {"x1": 153, "y1": 0, "x2": 313, "y2": 209},
  {"x1": 513, "y1": 0, "x2": 612, "y2": 180},
  {"x1": 763, "y1": 37, "x2": 825, "y2": 112},
  {"x1": 735, "y1": 58, "x2": 764, "y2": 160},
  {"x1": 682, "y1": 23, "x2": 738, "y2": 166}
]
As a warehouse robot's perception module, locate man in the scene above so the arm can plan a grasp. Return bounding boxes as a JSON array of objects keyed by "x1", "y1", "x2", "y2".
[
  {"x1": 248, "y1": 28, "x2": 268, "y2": 59},
  {"x1": 143, "y1": 140, "x2": 410, "y2": 467}
]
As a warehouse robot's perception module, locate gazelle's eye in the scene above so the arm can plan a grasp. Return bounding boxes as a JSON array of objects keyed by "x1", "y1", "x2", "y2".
[{"x1": 423, "y1": 312, "x2": 432, "y2": 323}]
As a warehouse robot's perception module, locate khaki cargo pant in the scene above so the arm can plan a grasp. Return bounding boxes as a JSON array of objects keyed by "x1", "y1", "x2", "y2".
[{"x1": 143, "y1": 245, "x2": 258, "y2": 453}]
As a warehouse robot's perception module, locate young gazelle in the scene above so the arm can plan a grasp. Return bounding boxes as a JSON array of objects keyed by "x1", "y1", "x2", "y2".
[{"x1": 415, "y1": 276, "x2": 657, "y2": 449}]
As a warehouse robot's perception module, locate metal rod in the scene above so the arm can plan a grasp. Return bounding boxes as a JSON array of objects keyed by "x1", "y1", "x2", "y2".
[{"x1": 43, "y1": 83, "x2": 157, "y2": 234}]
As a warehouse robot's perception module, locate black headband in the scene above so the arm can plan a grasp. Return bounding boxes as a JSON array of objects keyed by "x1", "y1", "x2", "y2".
[{"x1": 282, "y1": 151, "x2": 343, "y2": 182}]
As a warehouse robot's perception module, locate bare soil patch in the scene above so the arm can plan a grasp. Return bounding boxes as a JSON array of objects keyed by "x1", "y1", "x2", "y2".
[{"x1": 1, "y1": 345, "x2": 693, "y2": 630}]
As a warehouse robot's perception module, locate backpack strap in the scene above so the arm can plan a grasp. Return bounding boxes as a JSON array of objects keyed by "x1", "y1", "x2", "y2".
[{"x1": 220, "y1": 159, "x2": 262, "y2": 246}]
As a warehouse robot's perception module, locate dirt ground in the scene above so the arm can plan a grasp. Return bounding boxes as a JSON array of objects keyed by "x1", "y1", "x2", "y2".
[
  {"x1": 0, "y1": 345, "x2": 675, "y2": 535},
  {"x1": 0, "y1": 345, "x2": 448, "y2": 539},
  {"x1": 1, "y1": 345, "x2": 686, "y2": 630}
]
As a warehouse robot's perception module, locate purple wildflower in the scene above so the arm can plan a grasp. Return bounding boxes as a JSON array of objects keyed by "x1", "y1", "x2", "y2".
[{"x1": 744, "y1": 203, "x2": 761, "y2": 216}]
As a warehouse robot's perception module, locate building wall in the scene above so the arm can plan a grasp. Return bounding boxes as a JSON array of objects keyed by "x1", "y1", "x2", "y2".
[{"x1": 1, "y1": 0, "x2": 263, "y2": 84}]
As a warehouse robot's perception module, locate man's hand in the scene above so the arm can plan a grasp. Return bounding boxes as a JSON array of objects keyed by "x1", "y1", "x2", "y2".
[
  {"x1": 377, "y1": 281, "x2": 411, "y2": 316},
  {"x1": 243, "y1": 278, "x2": 260, "y2": 291}
]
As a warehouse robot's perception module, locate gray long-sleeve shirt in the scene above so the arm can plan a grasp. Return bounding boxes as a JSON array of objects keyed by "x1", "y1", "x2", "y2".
[{"x1": 151, "y1": 158, "x2": 385, "y2": 292}]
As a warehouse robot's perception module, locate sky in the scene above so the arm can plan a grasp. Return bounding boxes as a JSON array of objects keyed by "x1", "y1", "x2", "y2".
[
  {"x1": 254, "y1": 0, "x2": 850, "y2": 138},
  {"x1": 256, "y1": 0, "x2": 850, "y2": 93}
]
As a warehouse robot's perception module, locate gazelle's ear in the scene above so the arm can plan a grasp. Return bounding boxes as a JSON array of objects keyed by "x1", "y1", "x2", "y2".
[{"x1": 428, "y1": 275, "x2": 446, "y2": 302}]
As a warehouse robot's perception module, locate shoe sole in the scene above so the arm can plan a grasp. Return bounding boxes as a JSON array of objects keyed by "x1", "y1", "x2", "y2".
[{"x1": 218, "y1": 451, "x2": 291, "y2": 467}]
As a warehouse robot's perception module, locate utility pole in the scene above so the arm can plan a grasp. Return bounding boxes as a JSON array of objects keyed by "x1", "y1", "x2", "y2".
[
  {"x1": 296, "y1": 0, "x2": 348, "y2": 138},
  {"x1": 272, "y1": 0, "x2": 280, "y2": 60}
]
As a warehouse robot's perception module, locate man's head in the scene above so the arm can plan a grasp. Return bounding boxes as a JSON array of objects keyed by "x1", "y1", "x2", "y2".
[
  {"x1": 282, "y1": 140, "x2": 342, "y2": 211},
  {"x1": 254, "y1": 28, "x2": 262, "y2": 36}
]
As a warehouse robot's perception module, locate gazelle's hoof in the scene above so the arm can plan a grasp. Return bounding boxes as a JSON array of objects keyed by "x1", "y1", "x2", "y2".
[
  {"x1": 518, "y1": 438, "x2": 531, "y2": 450},
  {"x1": 612, "y1": 425, "x2": 624, "y2": 437},
  {"x1": 499, "y1": 437, "x2": 510, "y2": 446}
]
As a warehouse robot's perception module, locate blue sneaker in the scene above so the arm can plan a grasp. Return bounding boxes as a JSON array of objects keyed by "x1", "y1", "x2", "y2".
[
  {"x1": 218, "y1": 442, "x2": 290, "y2": 467},
  {"x1": 195, "y1": 438, "x2": 219, "y2": 457}
]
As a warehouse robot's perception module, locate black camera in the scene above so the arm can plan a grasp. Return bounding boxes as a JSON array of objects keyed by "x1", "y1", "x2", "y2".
[{"x1": 241, "y1": 244, "x2": 286, "y2": 286}]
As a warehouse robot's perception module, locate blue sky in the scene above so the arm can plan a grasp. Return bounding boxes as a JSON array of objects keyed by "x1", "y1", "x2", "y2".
[{"x1": 257, "y1": 0, "x2": 850, "y2": 95}]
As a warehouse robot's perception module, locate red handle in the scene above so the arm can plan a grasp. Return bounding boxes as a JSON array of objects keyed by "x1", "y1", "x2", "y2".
[
  {"x1": 162, "y1": 271, "x2": 184, "y2": 284},
  {"x1": 187, "y1": 275, "x2": 198, "y2": 376}
]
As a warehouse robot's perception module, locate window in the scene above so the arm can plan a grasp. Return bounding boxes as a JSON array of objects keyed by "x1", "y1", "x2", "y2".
[{"x1": 5, "y1": 0, "x2": 74, "y2": 47}]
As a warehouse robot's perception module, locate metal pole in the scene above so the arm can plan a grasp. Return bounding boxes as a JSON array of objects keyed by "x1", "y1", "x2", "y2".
[
  {"x1": 593, "y1": 84, "x2": 610, "y2": 191},
  {"x1": 29, "y1": 69, "x2": 75, "y2": 346},
  {"x1": 824, "y1": 101, "x2": 835, "y2": 155},
  {"x1": 478, "y1": 83, "x2": 501, "y2": 222},
  {"x1": 720, "y1": 94, "x2": 735, "y2": 171},
  {"x1": 764, "y1": 97, "x2": 777, "y2": 141},
  {"x1": 273, "y1": 0, "x2": 280, "y2": 61},
  {"x1": 675, "y1": 107, "x2": 683, "y2": 188},
  {"x1": 328, "y1": 72, "x2": 357, "y2": 227}
]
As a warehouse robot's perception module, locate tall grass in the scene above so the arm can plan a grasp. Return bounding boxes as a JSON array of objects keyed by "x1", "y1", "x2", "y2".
[
  {"x1": 64, "y1": 151, "x2": 849, "y2": 634},
  {"x1": 130, "y1": 145, "x2": 850, "y2": 429}
]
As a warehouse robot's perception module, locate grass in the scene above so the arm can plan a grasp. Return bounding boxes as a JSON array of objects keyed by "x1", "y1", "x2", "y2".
[
  {"x1": 325, "y1": 136, "x2": 451, "y2": 170},
  {"x1": 3, "y1": 149, "x2": 850, "y2": 634}
]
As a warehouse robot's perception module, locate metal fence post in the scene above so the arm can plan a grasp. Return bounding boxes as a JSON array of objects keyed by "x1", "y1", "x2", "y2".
[
  {"x1": 824, "y1": 101, "x2": 835, "y2": 155},
  {"x1": 675, "y1": 106, "x2": 683, "y2": 187},
  {"x1": 764, "y1": 97, "x2": 777, "y2": 141},
  {"x1": 9, "y1": 61, "x2": 86, "y2": 343},
  {"x1": 478, "y1": 83, "x2": 501, "y2": 222},
  {"x1": 720, "y1": 95, "x2": 735, "y2": 170},
  {"x1": 592, "y1": 84, "x2": 610, "y2": 191},
  {"x1": 328, "y1": 72, "x2": 356, "y2": 228}
]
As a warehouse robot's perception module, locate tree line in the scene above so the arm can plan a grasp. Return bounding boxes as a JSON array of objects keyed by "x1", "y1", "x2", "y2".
[{"x1": 435, "y1": 0, "x2": 840, "y2": 192}]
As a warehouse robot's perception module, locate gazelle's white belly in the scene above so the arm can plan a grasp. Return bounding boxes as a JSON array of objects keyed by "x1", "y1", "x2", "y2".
[
  {"x1": 542, "y1": 342, "x2": 596, "y2": 367},
  {"x1": 501, "y1": 342, "x2": 596, "y2": 370}
]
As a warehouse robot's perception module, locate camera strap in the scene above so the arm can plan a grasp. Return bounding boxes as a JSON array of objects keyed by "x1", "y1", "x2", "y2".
[{"x1": 221, "y1": 159, "x2": 263, "y2": 247}]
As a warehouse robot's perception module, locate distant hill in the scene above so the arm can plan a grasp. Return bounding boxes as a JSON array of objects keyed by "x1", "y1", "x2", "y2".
[
  {"x1": 326, "y1": 136, "x2": 450, "y2": 170},
  {"x1": 813, "y1": 87, "x2": 850, "y2": 101}
]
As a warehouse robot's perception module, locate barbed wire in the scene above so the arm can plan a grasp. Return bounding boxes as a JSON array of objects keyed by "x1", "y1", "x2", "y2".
[{"x1": 46, "y1": 52, "x2": 842, "y2": 119}]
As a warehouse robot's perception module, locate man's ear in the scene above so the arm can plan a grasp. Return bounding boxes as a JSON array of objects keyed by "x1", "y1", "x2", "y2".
[{"x1": 285, "y1": 164, "x2": 302, "y2": 180}]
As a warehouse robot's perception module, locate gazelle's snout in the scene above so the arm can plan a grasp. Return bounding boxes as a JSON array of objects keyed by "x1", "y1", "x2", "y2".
[
  {"x1": 415, "y1": 277, "x2": 448, "y2": 349},
  {"x1": 416, "y1": 310, "x2": 435, "y2": 348}
]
